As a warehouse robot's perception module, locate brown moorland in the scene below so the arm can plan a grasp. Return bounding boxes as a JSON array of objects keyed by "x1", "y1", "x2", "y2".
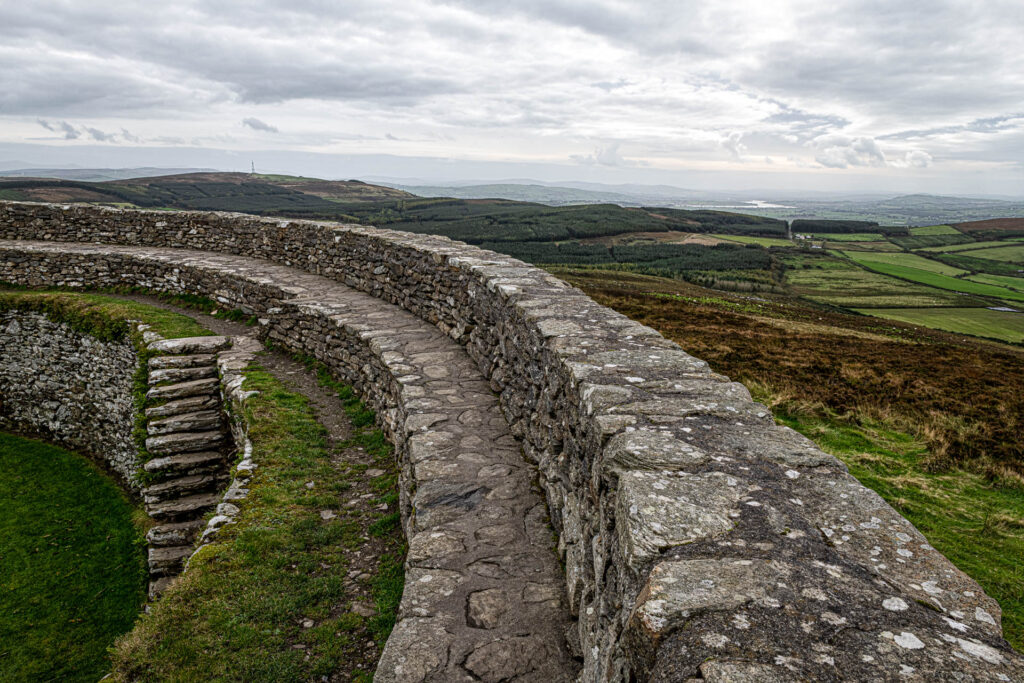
[
  {"x1": 954, "y1": 217, "x2": 1024, "y2": 234},
  {"x1": 555, "y1": 267, "x2": 1024, "y2": 480}
]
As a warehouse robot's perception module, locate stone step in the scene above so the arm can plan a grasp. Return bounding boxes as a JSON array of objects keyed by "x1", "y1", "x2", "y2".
[
  {"x1": 148, "y1": 410, "x2": 223, "y2": 436},
  {"x1": 149, "y1": 335, "x2": 232, "y2": 355},
  {"x1": 149, "y1": 365, "x2": 218, "y2": 385},
  {"x1": 143, "y1": 450, "x2": 225, "y2": 475},
  {"x1": 145, "y1": 394, "x2": 220, "y2": 419},
  {"x1": 149, "y1": 353, "x2": 217, "y2": 370},
  {"x1": 147, "y1": 519, "x2": 205, "y2": 547},
  {"x1": 146, "y1": 377, "x2": 220, "y2": 402},
  {"x1": 148, "y1": 545, "x2": 195, "y2": 576},
  {"x1": 142, "y1": 474, "x2": 224, "y2": 504},
  {"x1": 146, "y1": 430, "x2": 226, "y2": 456},
  {"x1": 146, "y1": 492, "x2": 221, "y2": 521}
]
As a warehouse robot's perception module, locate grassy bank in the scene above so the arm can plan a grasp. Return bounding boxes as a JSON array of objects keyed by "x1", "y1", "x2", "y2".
[
  {"x1": 0, "y1": 289, "x2": 212, "y2": 341},
  {"x1": 0, "y1": 432, "x2": 148, "y2": 681},
  {"x1": 112, "y1": 366, "x2": 404, "y2": 682}
]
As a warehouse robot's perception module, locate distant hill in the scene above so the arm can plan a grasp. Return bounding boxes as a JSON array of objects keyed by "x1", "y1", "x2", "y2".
[
  {"x1": 0, "y1": 171, "x2": 788, "y2": 243},
  {"x1": 0, "y1": 172, "x2": 414, "y2": 211},
  {"x1": 0, "y1": 167, "x2": 215, "y2": 182},
  {"x1": 393, "y1": 182, "x2": 645, "y2": 206}
]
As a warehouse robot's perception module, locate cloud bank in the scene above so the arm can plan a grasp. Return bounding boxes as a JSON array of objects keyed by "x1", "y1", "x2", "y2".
[{"x1": 1, "y1": 1, "x2": 1022, "y2": 193}]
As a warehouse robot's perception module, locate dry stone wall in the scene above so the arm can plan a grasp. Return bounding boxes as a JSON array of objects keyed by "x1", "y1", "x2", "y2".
[
  {"x1": 0, "y1": 309, "x2": 140, "y2": 485},
  {"x1": 2, "y1": 201, "x2": 1023, "y2": 681},
  {"x1": 0, "y1": 302, "x2": 240, "y2": 597},
  {"x1": 0, "y1": 242, "x2": 581, "y2": 680}
]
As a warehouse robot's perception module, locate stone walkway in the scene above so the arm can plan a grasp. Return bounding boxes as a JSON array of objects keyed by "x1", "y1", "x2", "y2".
[{"x1": 0, "y1": 240, "x2": 580, "y2": 681}]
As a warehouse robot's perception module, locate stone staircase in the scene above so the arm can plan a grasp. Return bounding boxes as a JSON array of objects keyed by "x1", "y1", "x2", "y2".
[{"x1": 140, "y1": 336, "x2": 234, "y2": 598}]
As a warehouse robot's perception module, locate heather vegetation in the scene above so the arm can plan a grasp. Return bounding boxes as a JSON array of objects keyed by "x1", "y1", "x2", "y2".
[{"x1": 480, "y1": 239, "x2": 771, "y2": 273}]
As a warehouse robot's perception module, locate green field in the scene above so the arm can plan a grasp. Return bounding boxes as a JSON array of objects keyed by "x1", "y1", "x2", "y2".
[
  {"x1": 782, "y1": 254, "x2": 976, "y2": 308},
  {"x1": 849, "y1": 259, "x2": 1024, "y2": 303},
  {"x1": 855, "y1": 307, "x2": 1024, "y2": 343},
  {"x1": 922, "y1": 239, "x2": 1017, "y2": 253},
  {"x1": 910, "y1": 224, "x2": 961, "y2": 235},
  {"x1": 842, "y1": 250, "x2": 967, "y2": 276},
  {"x1": 836, "y1": 240, "x2": 904, "y2": 252},
  {"x1": 958, "y1": 244, "x2": 1024, "y2": 264},
  {"x1": 808, "y1": 232, "x2": 886, "y2": 242},
  {"x1": 966, "y1": 273, "x2": 1024, "y2": 292},
  {"x1": 711, "y1": 234, "x2": 795, "y2": 248},
  {"x1": 0, "y1": 432, "x2": 147, "y2": 681}
]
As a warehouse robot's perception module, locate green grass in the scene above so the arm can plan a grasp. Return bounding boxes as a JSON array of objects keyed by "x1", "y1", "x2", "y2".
[
  {"x1": 835, "y1": 240, "x2": 905, "y2": 252},
  {"x1": 843, "y1": 256, "x2": 1024, "y2": 303},
  {"x1": 808, "y1": 232, "x2": 886, "y2": 241},
  {"x1": 910, "y1": 224, "x2": 961, "y2": 235},
  {"x1": 0, "y1": 432, "x2": 148, "y2": 682},
  {"x1": 931, "y1": 252, "x2": 1024, "y2": 277},
  {"x1": 923, "y1": 239, "x2": 1019, "y2": 253},
  {"x1": 956, "y1": 244, "x2": 1024, "y2": 265},
  {"x1": 111, "y1": 365, "x2": 404, "y2": 682},
  {"x1": 0, "y1": 289, "x2": 212, "y2": 341},
  {"x1": 842, "y1": 250, "x2": 968, "y2": 276},
  {"x1": 854, "y1": 307, "x2": 1024, "y2": 344},
  {"x1": 711, "y1": 234, "x2": 795, "y2": 248},
  {"x1": 782, "y1": 254, "x2": 977, "y2": 308},
  {"x1": 966, "y1": 273, "x2": 1024, "y2": 293},
  {"x1": 774, "y1": 413, "x2": 1024, "y2": 650}
]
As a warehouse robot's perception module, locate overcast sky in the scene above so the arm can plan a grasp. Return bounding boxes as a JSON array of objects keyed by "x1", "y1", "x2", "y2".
[{"x1": 1, "y1": 0, "x2": 1022, "y2": 195}]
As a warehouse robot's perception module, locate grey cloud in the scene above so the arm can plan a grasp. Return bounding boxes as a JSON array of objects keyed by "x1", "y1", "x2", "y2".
[
  {"x1": 242, "y1": 117, "x2": 279, "y2": 133},
  {"x1": 903, "y1": 150, "x2": 933, "y2": 168},
  {"x1": 2, "y1": 0, "x2": 1023, "y2": 189},
  {"x1": 448, "y1": 0, "x2": 717, "y2": 56},
  {"x1": 571, "y1": 143, "x2": 644, "y2": 167},
  {"x1": 84, "y1": 127, "x2": 116, "y2": 142},
  {"x1": 38, "y1": 119, "x2": 80, "y2": 139},
  {"x1": 881, "y1": 114, "x2": 1024, "y2": 141},
  {"x1": 737, "y1": 2, "x2": 1024, "y2": 121},
  {"x1": 721, "y1": 133, "x2": 746, "y2": 160},
  {"x1": 762, "y1": 104, "x2": 849, "y2": 142},
  {"x1": 815, "y1": 137, "x2": 886, "y2": 169}
]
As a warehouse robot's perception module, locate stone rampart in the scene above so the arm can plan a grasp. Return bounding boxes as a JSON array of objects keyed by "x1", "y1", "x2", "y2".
[
  {"x1": 2, "y1": 201, "x2": 1022, "y2": 681},
  {"x1": 0, "y1": 309, "x2": 141, "y2": 485}
]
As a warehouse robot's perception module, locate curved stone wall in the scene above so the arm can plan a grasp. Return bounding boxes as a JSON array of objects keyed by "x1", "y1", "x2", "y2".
[
  {"x1": 0, "y1": 309, "x2": 140, "y2": 485},
  {"x1": 2, "y1": 201, "x2": 1022, "y2": 681}
]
